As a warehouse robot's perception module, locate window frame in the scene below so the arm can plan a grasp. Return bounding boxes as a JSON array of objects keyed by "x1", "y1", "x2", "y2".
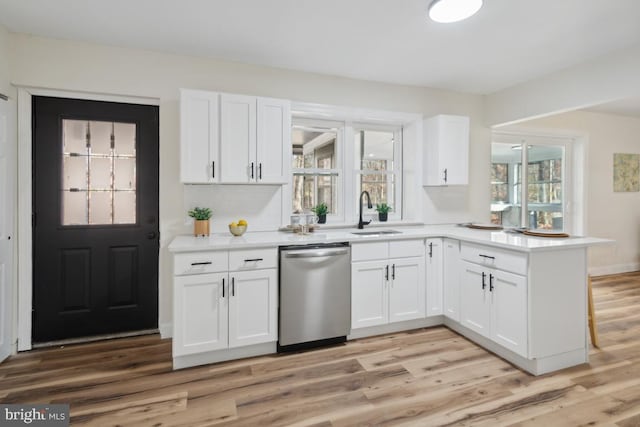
[{"x1": 284, "y1": 103, "x2": 419, "y2": 227}]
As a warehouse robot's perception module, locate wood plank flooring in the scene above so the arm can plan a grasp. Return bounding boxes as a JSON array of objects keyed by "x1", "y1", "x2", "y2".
[{"x1": 2, "y1": 272, "x2": 640, "y2": 426}]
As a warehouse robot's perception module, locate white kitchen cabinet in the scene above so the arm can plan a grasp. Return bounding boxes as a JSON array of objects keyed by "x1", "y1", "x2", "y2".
[
  {"x1": 443, "y1": 238, "x2": 461, "y2": 321},
  {"x1": 220, "y1": 94, "x2": 290, "y2": 184},
  {"x1": 351, "y1": 239, "x2": 425, "y2": 329},
  {"x1": 228, "y1": 269, "x2": 278, "y2": 347},
  {"x1": 220, "y1": 94, "x2": 256, "y2": 183},
  {"x1": 173, "y1": 272, "x2": 228, "y2": 356},
  {"x1": 351, "y1": 260, "x2": 389, "y2": 329},
  {"x1": 389, "y1": 257, "x2": 426, "y2": 323},
  {"x1": 423, "y1": 114, "x2": 469, "y2": 186},
  {"x1": 459, "y1": 259, "x2": 528, "y2": 357},
  {"x1": 180, "y1": 89, "x2": 220, "y2": 183},
  {"x1": 172, "y1": 247, "x2": 278, "y2": 363},
  {"x1": 180, "y1": 89, "x2": 290, "y2": 184},
  {"x1": 425, "y1": 238, "x2": 444, "y2": 317}
]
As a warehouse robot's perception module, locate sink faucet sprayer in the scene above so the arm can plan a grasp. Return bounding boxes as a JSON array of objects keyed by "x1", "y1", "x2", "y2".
[{"x1": 358, "y1": 191, "x2": 373, "y2": 229}]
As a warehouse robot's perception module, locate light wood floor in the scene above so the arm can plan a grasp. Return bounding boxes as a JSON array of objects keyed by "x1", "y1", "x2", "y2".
[{"x1": 2, "y1": 273, "x2": 640, "y2": 426}]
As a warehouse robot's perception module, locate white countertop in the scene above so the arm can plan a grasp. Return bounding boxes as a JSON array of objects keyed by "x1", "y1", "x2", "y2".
[{"x1": 168, "y1": 224, "x2": 613, "y2": 253}]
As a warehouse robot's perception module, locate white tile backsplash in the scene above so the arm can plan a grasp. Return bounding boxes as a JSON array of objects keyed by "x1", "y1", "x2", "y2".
[{"x1": 183, "y1": 184, "x2": 284, "y2": 233}]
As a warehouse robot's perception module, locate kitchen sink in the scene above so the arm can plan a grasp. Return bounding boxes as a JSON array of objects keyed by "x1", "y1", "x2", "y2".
[{"x1": 351, "y1": 230, "x2": 402, "y2": 236}]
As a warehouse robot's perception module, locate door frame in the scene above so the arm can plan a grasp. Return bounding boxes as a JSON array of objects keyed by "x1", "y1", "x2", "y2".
[{"x1": 17, "y1": 87, "x2": 160, "y2": 351}]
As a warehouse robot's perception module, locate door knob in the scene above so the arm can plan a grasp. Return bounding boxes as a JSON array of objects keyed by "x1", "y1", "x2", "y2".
[{"x1": 147, "y1": 231, "x2": 157, "y2": 239}]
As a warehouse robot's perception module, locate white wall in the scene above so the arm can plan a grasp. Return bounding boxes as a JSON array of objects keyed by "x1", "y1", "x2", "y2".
[
  {"x1": 486, "y1": 43, "x2": 640, "y2": 127},
  {"x1": 510, "y1": 111, "x2": 640, "y2": 274},
  {"x1": 0, "y1": 24, "x2": 11, "y2": 97},
  {"x1": 7, "y1": 33, "x2": 487, "y2": 330}
]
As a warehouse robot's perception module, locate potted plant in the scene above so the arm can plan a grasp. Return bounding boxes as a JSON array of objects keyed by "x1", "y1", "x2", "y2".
[
  {"x1": 375, "y1": 203, "x2": 392, "y2": 222},
  {"x1": 311, "y1": 202, "x2": 328, "y2": 224},
  {"x1": 188, "y1": 207, "x2": 212, "y2": 237}
]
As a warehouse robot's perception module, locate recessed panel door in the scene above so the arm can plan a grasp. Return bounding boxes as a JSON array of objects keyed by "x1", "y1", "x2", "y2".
[
  {"x1": 459, "y1": 261, "x2": 491, "y2": 339},
  {"x1": 32, "y1": 96, "x2": 159, "y2": 343}
]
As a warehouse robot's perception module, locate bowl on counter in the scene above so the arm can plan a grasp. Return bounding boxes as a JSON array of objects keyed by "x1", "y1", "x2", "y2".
[{"x1": 229, "y1": 225, "x2": 247, "y2": 236}]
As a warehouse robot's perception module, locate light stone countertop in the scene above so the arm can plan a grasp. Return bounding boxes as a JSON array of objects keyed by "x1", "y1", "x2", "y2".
[{"x1": 168, "y1": 224, "x2": 613, "y2": 253}]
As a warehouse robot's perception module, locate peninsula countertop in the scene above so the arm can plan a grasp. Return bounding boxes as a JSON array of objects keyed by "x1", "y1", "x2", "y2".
[{"x1": 168, "y1": 224, "x2": 613, "y2": 253}]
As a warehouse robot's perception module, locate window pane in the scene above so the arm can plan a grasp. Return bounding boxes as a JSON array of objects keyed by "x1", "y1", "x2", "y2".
[
  {"x1": 292, "y1": 175, "x2": 337, "y2": 214},
  {"x1": 354, "y1": 130, "x2": 394, "y2": 170},
  {"x1": 528, "y1": 145, "x2": 564, "y2": 230},
  {"x1": 62, "y1": 119, "x2": 137, "y2": 226},
  {"x1": 490, "y1": 143, "x2": 521, "y2": 227},
  {"x1": 360, "y1": 173, "x2": 395, "y2": 207},
  {"x1": 291, "y1": 127, "x2": 337, "y2": 169}
]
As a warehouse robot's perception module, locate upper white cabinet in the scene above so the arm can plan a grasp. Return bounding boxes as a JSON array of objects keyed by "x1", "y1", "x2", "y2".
[
  {"x1": 423, "y1": 114, "x2": 470, "y2": 186},
  {"x1": 180, "y1": 89, "x2": 291, "y2": 184},
  {"x1": 180, "y1": 89, "x2": 220, "y2": 183},
  {"x1": 425, "y1": 238, "x2": 444, "y2": 317}
]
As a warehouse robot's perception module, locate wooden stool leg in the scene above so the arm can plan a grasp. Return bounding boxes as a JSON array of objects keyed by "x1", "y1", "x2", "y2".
[{"x1": 588, "y1": 275, "x2": 600, "y2": 348}]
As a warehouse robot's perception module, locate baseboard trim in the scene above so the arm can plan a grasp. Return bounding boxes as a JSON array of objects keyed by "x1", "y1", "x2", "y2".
[
  {"x1": 348, "y1": 316, "x2": 444, "y2": 340},
  {"x1": 159, "y1": 323, "x2": 173, "y2": 339},
  {"x1": 589, "y1": 263, "x2": 640, "y2": 277}
]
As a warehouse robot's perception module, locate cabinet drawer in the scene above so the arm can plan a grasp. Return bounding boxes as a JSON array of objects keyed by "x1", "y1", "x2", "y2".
[
  {"x1": 229, "y1": 248, "x2": 277, "y2": 271},
  {"x1": 174, "y1": 251, "x2": 228, "y2": 276},
  {"x1": 389, "y1": 239, "x2": 425, "y2": 259},
  {"x1": 351, "y1": 242, "x2": 389, "y2": 262},
  {"x1": 460, "y1": 243, "x2": 527, "y2": 275}
]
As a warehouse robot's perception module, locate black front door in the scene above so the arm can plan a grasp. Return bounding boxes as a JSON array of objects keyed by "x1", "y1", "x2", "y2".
[{"x1": 33, "y1": 96, "x2": 159, "y2": 343}]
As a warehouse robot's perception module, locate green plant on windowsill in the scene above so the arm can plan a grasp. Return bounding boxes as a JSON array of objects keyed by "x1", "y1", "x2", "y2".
[
  {"x1": 188, "y1": 207, "x2": 212, "y2": 220},
  {"x1": 311, "y1": 202, "x2": 328, "y2": 216},
  {"x1": 375, "y1": 203, "x2": 392, "y2": 214}
]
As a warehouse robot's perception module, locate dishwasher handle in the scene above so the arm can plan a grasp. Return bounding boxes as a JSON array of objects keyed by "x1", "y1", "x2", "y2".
[{"x1": 283, "y1": 248, "x2": 349, "y2": 258}]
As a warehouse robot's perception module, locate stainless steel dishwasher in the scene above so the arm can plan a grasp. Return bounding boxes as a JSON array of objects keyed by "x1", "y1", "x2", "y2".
[{"x1": 279, "y1": 242, "x2": 351, "y2": 351}]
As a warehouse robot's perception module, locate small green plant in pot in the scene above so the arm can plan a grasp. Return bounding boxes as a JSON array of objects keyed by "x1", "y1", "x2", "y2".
[
  {"x1": 188, "y1": 207, "x2": 212, "y2": 237},
  {"x1": 312, "y1": 202, "x2": 328, "y2": 224},
  {"x1": 375, "y1": 203, "x2": 392, "y2": 222}
]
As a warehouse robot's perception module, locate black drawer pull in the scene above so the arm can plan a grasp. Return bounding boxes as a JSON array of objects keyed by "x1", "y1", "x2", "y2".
[
  {"x1": 479, "y1": 254, "x2": 495, "y2": 260},
  {"x1": 191, "y1": 261, "x2": 212, "y2": 266},
  {"x1": 244, "y1": 258, "x2": 264, "y2": 262}
]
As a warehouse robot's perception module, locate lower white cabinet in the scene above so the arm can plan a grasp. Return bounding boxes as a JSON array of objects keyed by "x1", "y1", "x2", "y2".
[
  {"x1": 351, "y1": 240, "x2": 426, "y2": 329},
  {"x1": 174, "y1": 273, "x2": 228, "y2": 355},
  {"x1": 443, "y1": 238, "x2": 461, "y2": 321},
  {"x1": 173, "y1": 248, "x2": 278, "y2": 358},
  {"x1": 425, "y1": 238, "x2": 444, "y2": 316},
  {"x1": 460, "y1": 260, "x2": 527, "y2": 357},
  {"x1": 228, "y1": 269, "x2": 278, "y2": 347}
]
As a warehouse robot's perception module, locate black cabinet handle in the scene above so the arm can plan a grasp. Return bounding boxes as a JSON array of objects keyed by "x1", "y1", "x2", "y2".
[
  {"x1": 385, "y1": 265, "x2": 389, "y2": 281},
  {"x1": 222, "y1": 278, "x2": 225, "y2": 298},
  {"x1": 147, "y1": 232, "x2": 157, "y2": 239},
  {"x1": 444, "y1": 168, "x2": 448, "y2": 183},
  {"x1": 481, "y1": 272, "x2": 487, "y2": 289},
  {"x1": 479, "y1": 254, "x2": 495, "y2": 260},
  {"x1": 191, "y1": 261, "x2": 212, "y2": 266},
  {"x1": 232, "y1": 277, "x2": 235, "y2": 296},
  {"x1": 244, "y1": 258, "x2": 263, "y2": 262},
  {"x1": 489, "y1": 274, "x2": 494, "y2": 292},
  {"x1": 212, "y1": 161, "x2": 215, "y2": 178},
  {"x1": 428, "y1": 242, "x2": 433, "y2": 258},
  {"x1": 392, "y1": 264, "x2": 396, "y2": 280},
  {"x1": 251, "y1": 162, "x2": 254, "y2": 179},
  {"x1": 259, "y1": 163, "x2": 262, "y2": 180}
]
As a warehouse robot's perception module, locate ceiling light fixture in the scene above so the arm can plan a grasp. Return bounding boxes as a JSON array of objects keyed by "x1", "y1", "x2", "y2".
[{"x1": 428, "y1": 0, "x2": 483, "y2": 23}]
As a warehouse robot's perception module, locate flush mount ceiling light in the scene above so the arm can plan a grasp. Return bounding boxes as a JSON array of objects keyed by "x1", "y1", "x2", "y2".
[{"x1": 428, "y1": 0, "x2": 483, "y2": 23}]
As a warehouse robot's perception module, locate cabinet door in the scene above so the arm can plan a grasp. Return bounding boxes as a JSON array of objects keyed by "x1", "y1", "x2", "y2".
[
  {"x1": 351, "y1": 260, "x2": 389, "y2": 329},
  {"x1": 256, "y1": 97, "x2": 290, "y2": 184},
  {"x1": 459, "y1": 261, "x2": 491, "y2": 339},
  {"x1": 220, "y1": 94, "x2": 256, "y2": 183},
  {"x1": 228, "y1": 269, "x2": 278, "y2": 348},
  {"x1": 491, "y1": 270, "x2": 528, "y2": 357},
  {"x1": 180, "y1": 89, "x2": 219, "y2": 183},
  {"x1": 423, "y1": 115, "x2": 469, "y2": 186},
  {"x1": 443, "y1": 239, "x2": 461, "y2": 321},
  {"x1": 425, "y1": 238, "x2": 444, "y2": 316},
  {"x1": 389, "y1": 257, "x2": 426, "y2": 323},
  {"x1": 173, "y1": 273, "x2": 228, "y2": 356}
]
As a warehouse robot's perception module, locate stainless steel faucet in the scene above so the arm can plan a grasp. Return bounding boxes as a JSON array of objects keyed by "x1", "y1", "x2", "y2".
[{"x1": 358, "y1": 191, "x2": 373, "y2": 229}]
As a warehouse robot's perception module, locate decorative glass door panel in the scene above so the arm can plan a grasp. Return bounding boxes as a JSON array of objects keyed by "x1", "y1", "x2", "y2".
[{"x1": 62, "y1": 119, "x2": 137, "y2": 225}]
